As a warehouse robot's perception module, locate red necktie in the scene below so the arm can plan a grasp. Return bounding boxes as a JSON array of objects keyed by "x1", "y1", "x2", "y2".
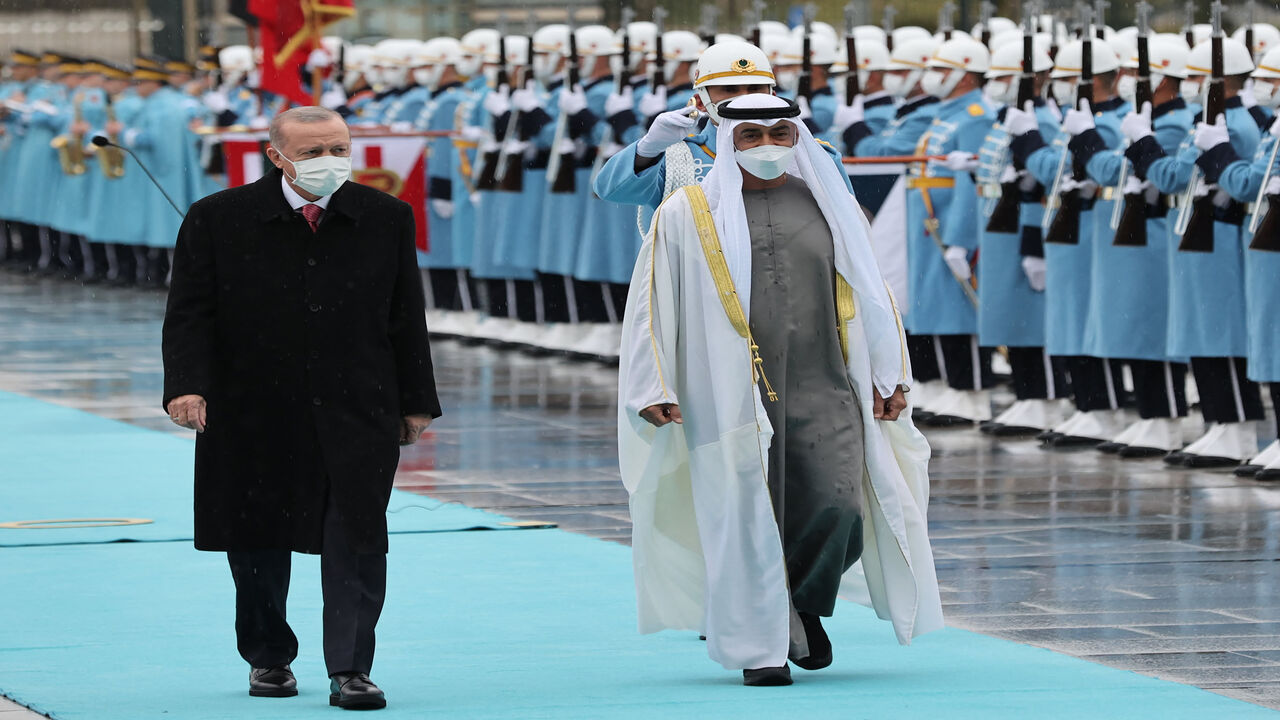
[{"x1": 300, "y1": 203, "x2": 322, "y2": 233}]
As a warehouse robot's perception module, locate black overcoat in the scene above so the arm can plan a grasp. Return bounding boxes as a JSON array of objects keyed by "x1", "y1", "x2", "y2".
[{"x1": 162, "y1": 168, "x2": 441, "y2": 554}]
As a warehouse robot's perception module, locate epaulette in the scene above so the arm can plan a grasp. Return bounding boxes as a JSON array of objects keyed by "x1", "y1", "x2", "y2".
[
  {"x1": 967, "y1": 103, "x2": 984, "y2": 117},
  {"x1": 814, "y1": 138, "x2": 835, "y2": 149}
]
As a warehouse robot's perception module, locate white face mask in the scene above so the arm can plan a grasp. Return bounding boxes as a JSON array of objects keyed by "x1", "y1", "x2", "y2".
[
  {"x1": 533, "y1": 53, "x2": 558, "y2": 86},
  {"x1": 483, "y1": 65, "x2": 499, "y2": 86},
  {"x1": 456, "y1": 55, "x2": 483, "y2": 78},
  {"x1": 774, "y1": 69, "x2": 800, "y2": 94},
  {"x1": 921, "y1": 68, "x2": 956, "y2": 98},
  {"x1": 883, "y1": 71, "x2": 911, "y2": 98},
  {"x1": 1051, "y1": 79, "x2": 1076, "y2": 106},
  {"x1": 985, "y1": 77, "x2": 1016, "y2": 105},
  {"x1": 412, "y1": 67, "x2": 434, "y2": 89},
  {"x1": 663, "y1": 59, "x2": 680, "y2": 85},
  {"x1": 1116, "y1": 74, "x2": 1137, "y2": 104},
  {"x1": 281, "y1": 153, "x2": 351, "y2": 197},
  {"x1": 735, "y1": 142, "x2": 795, "y2": 180},
  {"x1": 1255, "y1": 80, "x2": 1280, "y2": 108},
  {"x1": 1180, "y1": 78, "x2": 1203, "y2": 104},
  {"x1": 382, "y1": 66, "x2": 408, "y2": 89}
]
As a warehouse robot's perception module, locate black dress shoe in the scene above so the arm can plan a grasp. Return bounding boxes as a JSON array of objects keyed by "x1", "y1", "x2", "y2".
[
  {"x1": 1183, "y1": 455, "x2": 1242, "y2": 469},
  {"x1": 1096, "y1": 441, "x2": 1125, "y2": 454},
  {"x1": 330, "y1": 672, "x2": 386, "y2": 710},
  {"x1": 1163, "y1": 452, "x2": 1189, "y2": 466},
  {"x1": 1234, "y1": 464, "x2": 1263, "y2": 477},
  {"x1": 1118, "y1": 445, "x2": 1170, "y2": 459},
  {"x1": 912, "y1": 409, "x2": 935, "y2": 421},
  {"x1": 924, "y1": 414, "x2": 976, "y2": 427},
  {"x1": 789, "y1": 612, "x2": 833, "y2": 671},
  {"x1": 1036, "y1": 429, "x2": 1063, "y2": 442},
  {"x1": 978, "y1": 420, "x2": 1002, "y2": 434},
  {"x1": 1049, "y1": 435, "x2": 1103, "y2": 447},
  {"x1": 249, "y1": 665, "x2": 297, "y2": 698},
  {"x1": 1257, "y1": 467, "x2": 1280, "y2": 481},
  {"x1": 990, "y1": 424, "x2": 1043, "y2": 437},
  {"x1": 742, "y1": 665, "x2": 792, "y2": 686}
]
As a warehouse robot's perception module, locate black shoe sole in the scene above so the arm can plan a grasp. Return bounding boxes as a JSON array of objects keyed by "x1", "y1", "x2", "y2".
[
  {"x1": 1257, "y1": 469, "x2": 1280, "y2": 481},
  {"x1": 249, "y1": 687, "x2": 298, "y2": 698},
  {"x1": 1118, "y1": 446, "x2": 1171, "y2": 459},
  {"x1": 329, "y1": 693, "x2": 387, "y2": 710},
  {"x1": 990, "y1": 425, "x2": 1044, "y2": 437},
  {"x1": 1049, "y1": 435, "x2": 1104, "y2": 447},
  {"x1": 1233, "y1": 465, "x2": 1263, "y2": 477},
  {"x1": 1163, "y1": 452, "x2": 1189, "y2": 465},
  {"x1": 924, "y1": 414, "x2": 977, "y2": 427},
  {"x1": 1096, "y1": 442, "x2": 1125, "y2": 454},
  {"x1": 742, "y1": 667, "x2": 793, "y2": 686},
  {"x1": 1183, "y1": 455, "x2": 1242, "y2": 469}
]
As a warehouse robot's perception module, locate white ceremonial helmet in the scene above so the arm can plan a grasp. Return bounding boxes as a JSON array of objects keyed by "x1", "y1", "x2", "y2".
[
  {"x1": 935, "y1": 28, "x2": 973, "y2": 44},
  {"x1": 759, "y1": 32, "x2": 791, "y2": 71},
  {"x1": 458, "y1": 28, "x2": 500, "y2": 78},
  {"x1": 576, "y1": 24, "x2": 623, "y2": 81},
  {"x1": 972, "y1": 17, "x2": 1018, "y2": 42},
  {"x1": 371, "y1": 39, "x2": 412, "y2": 90},
  {"x1": 771, "y1": 35, "x2": 805, "y2": 93},
  {"x1": 1114, "y1": 26, "x2": 1139, "y2": 50},
  {"x1": 661, "y1": 30, "x2": 705, "y2": 84},
  {"x1": 1109, "y1": 35, "x2": 1137, "y2": 75},
  {"x1": 1250, "y1": 46, "x2": 1280, "y2": 108},
  {"x1": 1049, "y1": 38, "x2": 1119, "y2": 107},
  {"x1": 219, "y1": 44, "x2": 254, "y2": 87},
  {"x1": 852, "y1": 25, "x2": 889, "y2": 46},
  {"x1": 893, "y1": 26, "x2": 932, "y2": 47},
  {"x1": 532, "y1": 24, "x2": 569, "y2": 86},
  {"x1": 1186, "y1": 37, "x2": 1255, "y2": 78},
  {"x1": 1189, "y1": 24, "x2": 1212, "y2": 47},
  {"x1": 757, "y1": 20, "x2": 791, "y2": 39},
  {"x1": 922, "y1": 36, "x2": 989, "y2": 98},
  {"x1": 622, "y1": 21, "x2": 658, "y2": 70},
  {"x1": 1146, "y1": 34, "x2": 1190, "y2": 81},
  {"x1": 792, "y1": 21, "x2": 839, "y2": 46},
  {"x1": 1233, "y1": 23, "x2": 1280, "y2": 61},
  {"x1": 692, "y1": 40, "x2": 776, "y2": 124},
  {"x1": 412, "y1": 37, "x2": 462, "y2": 91},
  {"x1": 502, "y1": 35, "x2": 530, "y2": 68},
  {"x1": 985, "y1": 39, "x2": 1052, "y2": 106},
  {"x1": 310, "y1": 36, "x2": 343, "y2": 70},
  {"x1": 715, "y1": 33, "x2": 747, "y2": 44},
  {"x1": 342, "y1": 45, "x2": 374, "y2": 91},
  {"x1": 883, "y1": 36, "x2": 939, "y2": 98},
  {"x1": 846, "y1": 40, "x2": 891, "y2": 86}
]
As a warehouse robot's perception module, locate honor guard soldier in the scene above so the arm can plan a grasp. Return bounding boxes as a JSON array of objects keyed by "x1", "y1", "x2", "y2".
[
  {"x1": 49, "y1": 58, "x2": 108, "y2": 280},
  {"x1": 8, "y1": 52, "x2": 68, "y2": 273},
  {"x1": 410, "y1": 38, "x2": 467, "y2": 296},
  {"x1": 82, "y1": 60, "x2": 146, "y2": 286},
  {"x1": 1136, "y1": 30, "x2": 1264, "y2": 466},
  {"x1": 0, "y1": 50, "x2": 43, "y2": 266},
  {"x1": 973, "y1": 34, "x2": 1073, "y2": 436},
  {"x1": 650, "y1": 30, "x2": 704, "y2": 116},
  {"x1": 903, "y1": 36, "x2": 996, "y2": 425},
  {"x1": 1190, "y1": 42, "x2": 1280, "y2": 476}
]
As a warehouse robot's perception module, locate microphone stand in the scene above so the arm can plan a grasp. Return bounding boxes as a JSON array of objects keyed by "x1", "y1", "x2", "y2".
[{"x1": 91, "y1": 135, "x2": 186, "y2": 219}]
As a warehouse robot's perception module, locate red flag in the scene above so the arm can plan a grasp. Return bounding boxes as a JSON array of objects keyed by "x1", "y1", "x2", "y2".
[{"x1": 248, "y1": 0, "x2": 355, "y2": 106}]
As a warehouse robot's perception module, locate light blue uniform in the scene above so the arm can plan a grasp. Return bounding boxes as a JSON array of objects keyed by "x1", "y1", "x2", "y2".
[
  {"x1": 470, "y1": 76, "x2": 540, "y2": 282},
  {"x1": 1215, "y1": 118, "x2": 1280, "y2": 382},
  {"x1": 9, "y1": 78, "x2": 66, "y2": 226},
  {"x1": 124, "y1": 86, "x2": 204, "y2": 248},
  {"x1": 354, "y1": 87, "x2": 405, "y2": 126},
  {"x1": 448, "y1": 77, "x2": 487, "y2": 273},
  {"x1": 534, "y1": 80, "x2": 592, "y2": 279},
  {"x1": 413, "y1": 81, "x2": 465, "y2": 269},
  {"x1": 49, "y1": 86, "x2": 107, "y2": 238},
  {"x1": 975, "y1": 99, "x2": 1059, "y2": 348},
  {"x1": 848, "y1": 95, "x2": 939, "y2": 157},
  {"x1": 576, "y1": 75, "x2": 643, "y2": 285},
  {"x1": 382, "y1": 84, "x2": 430, "y2": 125},
  {"x1": 0, "y1": 78, "x2": 36, "y2": 221},
  {"x1": 1145, "y1": 99, "x2": 1259, "y2": 359},
  {"x1": 904, "y1": 89, "x2": 993, "y2": 336},
  {"x1": 83, "y1": 91, "x2": 146, "y2": 244}
]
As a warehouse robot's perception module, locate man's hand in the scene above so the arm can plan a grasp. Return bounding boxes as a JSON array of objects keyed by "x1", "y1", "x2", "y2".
[
  {"x1": 605, "y1": 85, "x2": 635, "y2": 118},
  {"x1": 483, "y1": 84, "x2": 511, "y2": 118},
  {"x1": 105, "y1": 120, "x2": 123, "y2": 137},
  {"x1": 400, "y1": 414, "x2": 434, "y2": 446},
  {"x1": 831, "y1": 94, "x2": 864, "y2": 132},
  {"x1": 944, "y1": 245, "x2": 972, "y2": 282},
  {"x1": 558, "y1": 85, "x2": 587, "y2": 115},
  {"x1": 1121, "y1": 101, "x2": 1154, "y2": 143},
  {"x1": 1003, "y1": 100, "x2": 1039, "y2": 137},
  {"x1": 168, "y1": 394, "x2": 208, "y2": 432},
  {"x1": 638, "y1": 85, "x2": 668, "y2": 119},
  {"x1": 1021, "y1": 255, "x2": 1047, "y2": 292},
  {"x1": 1193, "y1": 114, "x2": 1229, "y2": 152},
  {"x1": 1060, "y1": 99, "x2": 1095, "y2": 137},
  {"x1": 636, "y1": 106, "x2": 697, "y2": 159},
  {"x1": 873, "y1": 386, "x2": 908, "y2": 421},
  {"x1": 639, "y1": 403, "x2": 683, "y2": 427}
]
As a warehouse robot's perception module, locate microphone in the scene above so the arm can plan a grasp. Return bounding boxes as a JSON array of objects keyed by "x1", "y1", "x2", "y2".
[{"x1": 92, "y1": 135, "x2": 186, "y2": 219}]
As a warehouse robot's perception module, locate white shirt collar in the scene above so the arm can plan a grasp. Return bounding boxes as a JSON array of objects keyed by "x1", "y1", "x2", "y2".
[{"x1": 280, "y1": 175, "x2": 333, "y2": 211}]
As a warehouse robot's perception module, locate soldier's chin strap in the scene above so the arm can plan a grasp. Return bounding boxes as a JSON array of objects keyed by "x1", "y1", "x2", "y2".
[{"x1": 717, "y1": 97, "x2": 801, "y2": 120}]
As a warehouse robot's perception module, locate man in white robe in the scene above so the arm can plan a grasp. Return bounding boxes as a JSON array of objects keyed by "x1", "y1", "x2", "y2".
[{"x1": 618, "y1": 94, "x2": 943, "y2": 686}]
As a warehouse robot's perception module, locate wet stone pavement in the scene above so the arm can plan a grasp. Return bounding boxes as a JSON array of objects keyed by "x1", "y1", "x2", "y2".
[{"x1": 2, "y1": 272, "x2": 1280, "y2": 711}]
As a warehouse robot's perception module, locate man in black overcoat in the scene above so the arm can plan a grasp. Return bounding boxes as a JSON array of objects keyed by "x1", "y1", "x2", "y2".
[{"x1": 162, "y1": 106, "x2": 440, "y2": 711}]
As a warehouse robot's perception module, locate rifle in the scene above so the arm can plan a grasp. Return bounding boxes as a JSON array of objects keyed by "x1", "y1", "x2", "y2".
[
  {"x1": 589, "y1": 5, "x2": 635, "y2": 188},
  {"x1": 1177, "y1": 0, "x2": 1225, "y2": 252},
  {"x1": 1112, "y1": 1, "x2": 1153, "y2": 246},
  {"x1": 699, "y1": 5, "x2": 719, "y2": 47},
  {"x1": 652, "y1": 7, "x2": 667, "y2": 95},
  {"x1": 979, "y1": 1, "x2": 995, "y2": 47},
  {"x1": 844, "y1": 2, "x2": 860, "y2": 105},
  {"x1": 1093, "y1": 0, "x2": 1108, "y2": 40},
  {"x1": 986, "y1": 5, "x2": 1037, "y2": 234},
  {"x1": 883, "y1": 5, "x2": 897, "y2": 51},
  {"x1": 750, "y1": 0, "x2": 766, "y2": 48},
  {"x1": 497, "y1": 14, "x2": 537, "y2": 192},
  {"x1": 1044, "y1": 3, "x2": 1093, "y2": 245},
  {"x1": 797, "y1": 4, "x2": 815, "y2": 103},
  {"x1": 475, "y1": 17, "x2": 510, "y2": 191},
  {"x1": 1182, "y1": 1, "x2": 1195, "y2": 49},
  {"x1": 1246, "y1": 0, "x2": 1257, "y2": 62},
  {"x1": 548, "y1": 7, "x2": 580, "y2": 194},
  {"x1": 939, "y1": 2, "x2": 956, "y2": 42}
]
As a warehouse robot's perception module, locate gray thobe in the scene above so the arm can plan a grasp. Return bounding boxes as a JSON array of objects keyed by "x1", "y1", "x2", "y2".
[{"x1": 745, "y1": 177, "x2": 866, "y2": 617}]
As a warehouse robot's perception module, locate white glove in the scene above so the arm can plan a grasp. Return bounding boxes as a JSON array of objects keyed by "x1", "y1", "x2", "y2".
[
  {"x1": 1266, "y1": 174, "x2": 1280, "y2": 195},
  {"x1": 306, "y1": 48, "x2": 333, "y2": 71},
  {"x1": 1003, "y1": 100, "x2": 1039, "y2": 137},
  {"x1": 203, "y1": 90, "x2": 229, "y2": 114},
  {"x1": 605, "y1": 86, "x2": 634, "y2": 118},
  {"x1": 502, "y1": 138, "x2": 529, "y2": 156},
  {"x1": 430, "y1": 199, "x2": 455, "y2": 219},
  {"x1": 797, "y1": 96, "x2": 813, "y2": 121},
  {"x1": 479, "y1": 137, "x2": 501, "y2": 154},
  {"x1": 944, "y1": 245, "x2": 972, "y2": 282},
  {"x1": 1122, "y1": 174, "x2": 1148, "y2": 195},
  {"x1": 511, "y1": 80, "x2": 541, "y2": 113},
  {"x1": 940, "y1": 150, "x2": 980, "y2": 172},
  {"x1": 320, "y1": 87, "x2": 347, "y2": 110},
  {"x1": 483, "y1": 85, "x2": 511, "y2": 117},
  {"x1": 1044, "y1": 97, "x2": 1061, "y2": 121},
  {"x1": 469, "y1": 191, "x2": 481, "y2": 207},
  {"x1": 1061, "y1": 99, "x2": 1095, "y2": 136},
  {"x1": 1021, "y1": 256, "x2": 1046, "y2": 292},
  {"x1": 1270, "y1": 117, "x2": 1280, "y2": 139},
  {"x1": 558, "y1": 85, "x2": 587, "y2": 116},
  {"x1": 459, "y1": 125, "x2": 485, "y2": 142},
  {"x1": 1241, "y1": 79, "x2": 1259, "y2": 109},
  {"x1": 635, "y1": 106, "x2": 697, "y2": 158},
  {"x1": 1121, "y1": 101, "x2": 1153, "y2": 143},
  {"x1": 248, "y1": 115, "x2": 270, "y2": 130},
  {"x1": 555, "y1": 137, "x2": 576, "y2": 155},
  {"x1": 389, "y1": 121, "x2": 413, "y2": 133},
  {"x1": 29, "y1": 99, "x2": 57, "y2": 116},
  {"x1": 1193, "y1": 114, "x2": 1229, "y2": 152},
  {"x1": 831, "y1": 95, "x2": 864, "y2": 133},
  {"x1": 998, "y1": 164, "x2": 1018, "y2": 183},
  {"x1": 639, "y1": 85, "x2": 667, "y2": 118}
]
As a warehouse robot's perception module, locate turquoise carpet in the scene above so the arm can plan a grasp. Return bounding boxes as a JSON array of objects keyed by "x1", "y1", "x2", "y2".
[{"x1": 0, "y1": 391, "x2": 1276, "y2": 718}]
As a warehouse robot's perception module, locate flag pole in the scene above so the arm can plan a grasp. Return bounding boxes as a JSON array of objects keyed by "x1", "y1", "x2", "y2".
[{"x1": 309, "y1": 0, "x2": 323, "y2": 106}]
